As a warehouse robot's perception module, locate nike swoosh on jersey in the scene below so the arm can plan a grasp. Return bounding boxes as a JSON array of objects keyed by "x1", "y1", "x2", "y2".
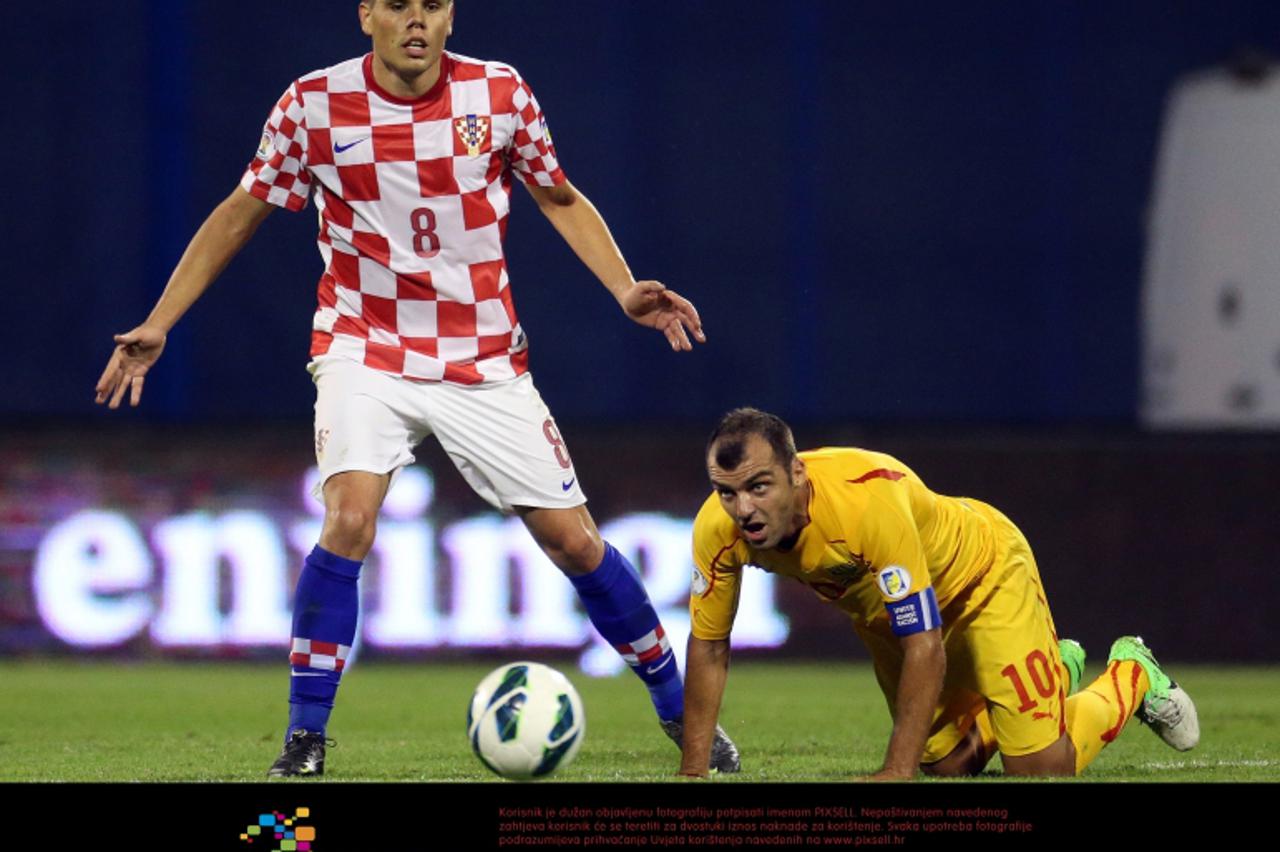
[
  {"x1": 561, "y1": 478, "x2": 576, "y2": 491},
  {"x1": 646, "y1": 656, "x2": 673, "y2": 675},
  {"x1": 334, "y1": 137, "x2": 369, "y2": 153}
]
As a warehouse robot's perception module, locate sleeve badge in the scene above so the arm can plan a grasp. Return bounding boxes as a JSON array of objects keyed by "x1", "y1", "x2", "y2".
[{"x1": 876, "y1": 565, "x2": 912, "y2": 601}]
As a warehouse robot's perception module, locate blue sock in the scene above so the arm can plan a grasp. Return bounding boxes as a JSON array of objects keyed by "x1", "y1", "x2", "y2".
[
  {"x1": 286, "y1": 545, "x2": 361, "y2": 739},
  {"x1": 570, "y1": 542, "x2": 684, "y2": 721}
]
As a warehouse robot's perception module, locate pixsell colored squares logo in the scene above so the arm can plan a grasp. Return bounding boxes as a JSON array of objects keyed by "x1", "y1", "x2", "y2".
[{"x1": 239, "y1": 808, "x2": 317, "y2": 851}]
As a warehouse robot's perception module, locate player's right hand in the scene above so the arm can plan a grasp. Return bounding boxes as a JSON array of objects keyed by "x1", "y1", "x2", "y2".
[{"x1": 94, "y1": 325, "x2": 167, "y2": 409}]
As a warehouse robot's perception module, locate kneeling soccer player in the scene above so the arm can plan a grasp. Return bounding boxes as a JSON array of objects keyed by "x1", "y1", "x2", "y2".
[{"x1": 678, "y1": 408, "x2": 1199, "y2": 779}]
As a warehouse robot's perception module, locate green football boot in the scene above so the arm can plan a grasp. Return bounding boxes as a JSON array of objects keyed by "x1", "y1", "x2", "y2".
[
  {"x1": 1058, "y1": 638, "x2": 1086, "y2": 695},
  {"x1": 1107, "y1": 635, "x2": 1200, "y2": 751}
]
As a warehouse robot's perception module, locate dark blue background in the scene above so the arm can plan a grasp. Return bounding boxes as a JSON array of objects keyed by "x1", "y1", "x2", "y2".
[{"x1": 11, "y1": 1, "x2": 1280, "y2": 424}]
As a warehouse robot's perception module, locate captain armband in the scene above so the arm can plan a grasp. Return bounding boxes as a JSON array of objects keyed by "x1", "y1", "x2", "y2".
[{"x1": 884, "y1": 587, "x2": 941, "y2": 637}]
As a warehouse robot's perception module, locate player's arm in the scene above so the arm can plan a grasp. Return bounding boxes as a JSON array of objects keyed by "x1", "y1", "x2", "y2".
[
  {"x1": 682, "y1": 501, "x2": 743, "y2": 777},
  {"x1": 94, "y1": 187, "x2": 274, "y2": 409},
  {"x1": 523, "y1": 181, "x2": 705, "y2": 351},
  {"x1": 679, "y1": 635, "x2": 731, "y2": 778},
  {"x1": 854, "y1": 486, "x2": 942, "y2": 779},
  {"x1": 871, "y1": 627, "x2": 945, "y2": 780}
]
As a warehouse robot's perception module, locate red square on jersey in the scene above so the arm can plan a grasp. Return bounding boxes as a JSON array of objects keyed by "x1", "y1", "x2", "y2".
[
  {"x1": 330, "y1": 248, "x2": 360, "y2": 288},
  {"x1": 333, "y1": 315, "x2": 365, "y2": 338},
  {"x1": 310, "y1": 128, "x2": 335, "y2": 167},
  {"x1": 477, "y1": 333, "x2": 515, "y2": 360},
  {"x1": 397, "y1": 271, "x2": 437, "y2": 300},
  {"x1": 320, "y1": 189, "x2": 356, "y2": 229},
  {"x1": 400, "y1": 337, "x2": 439, "y2": 357},
  {"x1": 363, "y1": 293, "x2": 398, "y2": 331},
  {"x1": 487, "y1": 78, "x2": 515, "y2": 114},
  {"x1": 278, "y1": 115, "x2": 300, "y2": 142},
  {"x1": 412, "y1": 94, "x2": 452, "y2": 123},
  {"x1": 338, "y1": 164, "x2": 380, "y2": 201},
  {"x1": 329, "y1": 92, "x2": 372, "y2": 127},
  {"x1": 351, "y1": 231, "x2": 392, "y2": 267},
  {"x1": 469, "y1": 261, "x2": 504, "y2": 301},
  {"x1": 437, "y1": 302, "x2": 478, "y2": 337},
  {"x1": 442, "y1": 363, "x2": 484, "y2": 385},
  {"x1": 316, "y1": 273, "x2": 338, "y2": 310},
  {"x1": 365, "y1": 342, "x2": 406, "y2": 374},
  {"x1": 498, "y1": 284, "x2": 518, "y2": 325},
  {"x1": 417, "y1": 157, "x2": 460, "y2": 197},
  {"x1": 373, "y1": 123, "x2": 415, "y2": 162},
  {"x1": 451, "y1": 62, "x2": 487, "y2": 82},
  {"x1": 461, "y1": 188, "x2": 498, "y2": 230}
]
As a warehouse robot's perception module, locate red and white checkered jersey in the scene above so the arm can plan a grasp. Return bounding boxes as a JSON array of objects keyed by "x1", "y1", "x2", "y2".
[{"x1": 241, "y1": 52, "x2": 566, "y2": 384}]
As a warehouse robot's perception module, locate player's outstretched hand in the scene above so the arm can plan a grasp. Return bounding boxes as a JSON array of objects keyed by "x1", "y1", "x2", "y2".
[
  {"x1": 94, "y1": 324, "x2": 167, "y2": 409},
  {"x1": 620, "y1": 280, "x2": 706, "y2": 351}
]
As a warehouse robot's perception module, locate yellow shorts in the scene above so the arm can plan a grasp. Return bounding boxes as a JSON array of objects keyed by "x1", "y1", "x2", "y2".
[{"x1": 856, "y1": 505, "x2": 1068, "y2": 763}]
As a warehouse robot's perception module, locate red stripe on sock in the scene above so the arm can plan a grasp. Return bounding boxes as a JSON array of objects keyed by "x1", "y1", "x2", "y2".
[
  {"x1": 636, "y1": 645, "x2": 664, "y2": 664},
  {"x1": 1130, "y1": 660, "x2": 1144, "y2": 705},
  {"x1": 1100, "y1": 662, "x2": 1128, "y2": 743}
]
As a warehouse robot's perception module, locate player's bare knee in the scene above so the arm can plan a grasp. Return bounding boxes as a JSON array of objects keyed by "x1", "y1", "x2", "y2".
[
  {"x1": 321, "y1": 504, "x2": 378, "y2": 559},
  {"x1": 545, "y1": 527, "x2": 604, "y2": 576}
]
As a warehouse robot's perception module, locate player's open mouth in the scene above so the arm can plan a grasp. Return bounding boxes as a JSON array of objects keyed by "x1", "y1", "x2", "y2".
[
  {"x1": 403, "y1": 38, "x2": 428, "y2": 58},
  {"x1": 742, "y1": 521, "x2": 767, "y2": 543}
]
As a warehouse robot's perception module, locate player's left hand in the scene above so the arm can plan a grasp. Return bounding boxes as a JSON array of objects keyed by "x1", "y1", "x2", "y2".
[{"x1": 619, "y1": 280, "x2": 706, "y2": 351}]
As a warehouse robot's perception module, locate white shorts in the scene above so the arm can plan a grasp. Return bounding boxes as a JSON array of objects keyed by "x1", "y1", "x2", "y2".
[{"x1": 309, "y1": 356, "x2": 586, "y2": 512}]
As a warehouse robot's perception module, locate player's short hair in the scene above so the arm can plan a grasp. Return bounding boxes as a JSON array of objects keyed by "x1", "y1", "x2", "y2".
[{"x1": 706, "y1": 408, "x2": 797, "y2": 471}]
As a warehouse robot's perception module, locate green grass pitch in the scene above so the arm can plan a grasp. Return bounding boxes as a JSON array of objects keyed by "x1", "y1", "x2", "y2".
[{"x1": 0, "y1": 660, "x2": 1275, "y2": 782}]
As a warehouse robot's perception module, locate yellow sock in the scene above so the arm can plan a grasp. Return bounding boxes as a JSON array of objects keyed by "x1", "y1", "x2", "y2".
[{"x1": 1066, "y1": 661, "x2": 1150, "y2": 774}]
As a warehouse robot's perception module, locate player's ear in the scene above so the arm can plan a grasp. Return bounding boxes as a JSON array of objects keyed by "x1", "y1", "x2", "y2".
[
  {"x1": 791, "y1": 456, "x2": 806, "y2": 486},
  {"x1": 448, "y1": 3, "x2": 455, "y2": 35},
  {"x1": 358, "y1": 1, "x2": 374, "y2": 37}
]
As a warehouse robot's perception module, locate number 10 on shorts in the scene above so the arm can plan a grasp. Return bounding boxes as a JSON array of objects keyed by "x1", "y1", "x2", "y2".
[{"x1": 1001, "y1": 649, "x2": 1058, "y2": 713}]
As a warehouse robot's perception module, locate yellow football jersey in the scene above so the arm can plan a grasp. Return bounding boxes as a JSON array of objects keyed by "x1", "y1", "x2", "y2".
[{"x1": 690, "y1": 447, "x2": 1005, "y2": 640}]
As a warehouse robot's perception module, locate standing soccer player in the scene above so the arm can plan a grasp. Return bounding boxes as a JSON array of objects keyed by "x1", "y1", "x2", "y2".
[
  {"x1": 95, "y1": 0, "x2": 739, "y2": 777},
  {"x1": 679, "y1": 408, "x2": 1198, "y2": 779}
]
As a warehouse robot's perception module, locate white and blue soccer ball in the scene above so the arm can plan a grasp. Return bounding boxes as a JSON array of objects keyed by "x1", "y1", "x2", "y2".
[{"x1": 467, "y1": 661, "x2": 585, "y2": 780}]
